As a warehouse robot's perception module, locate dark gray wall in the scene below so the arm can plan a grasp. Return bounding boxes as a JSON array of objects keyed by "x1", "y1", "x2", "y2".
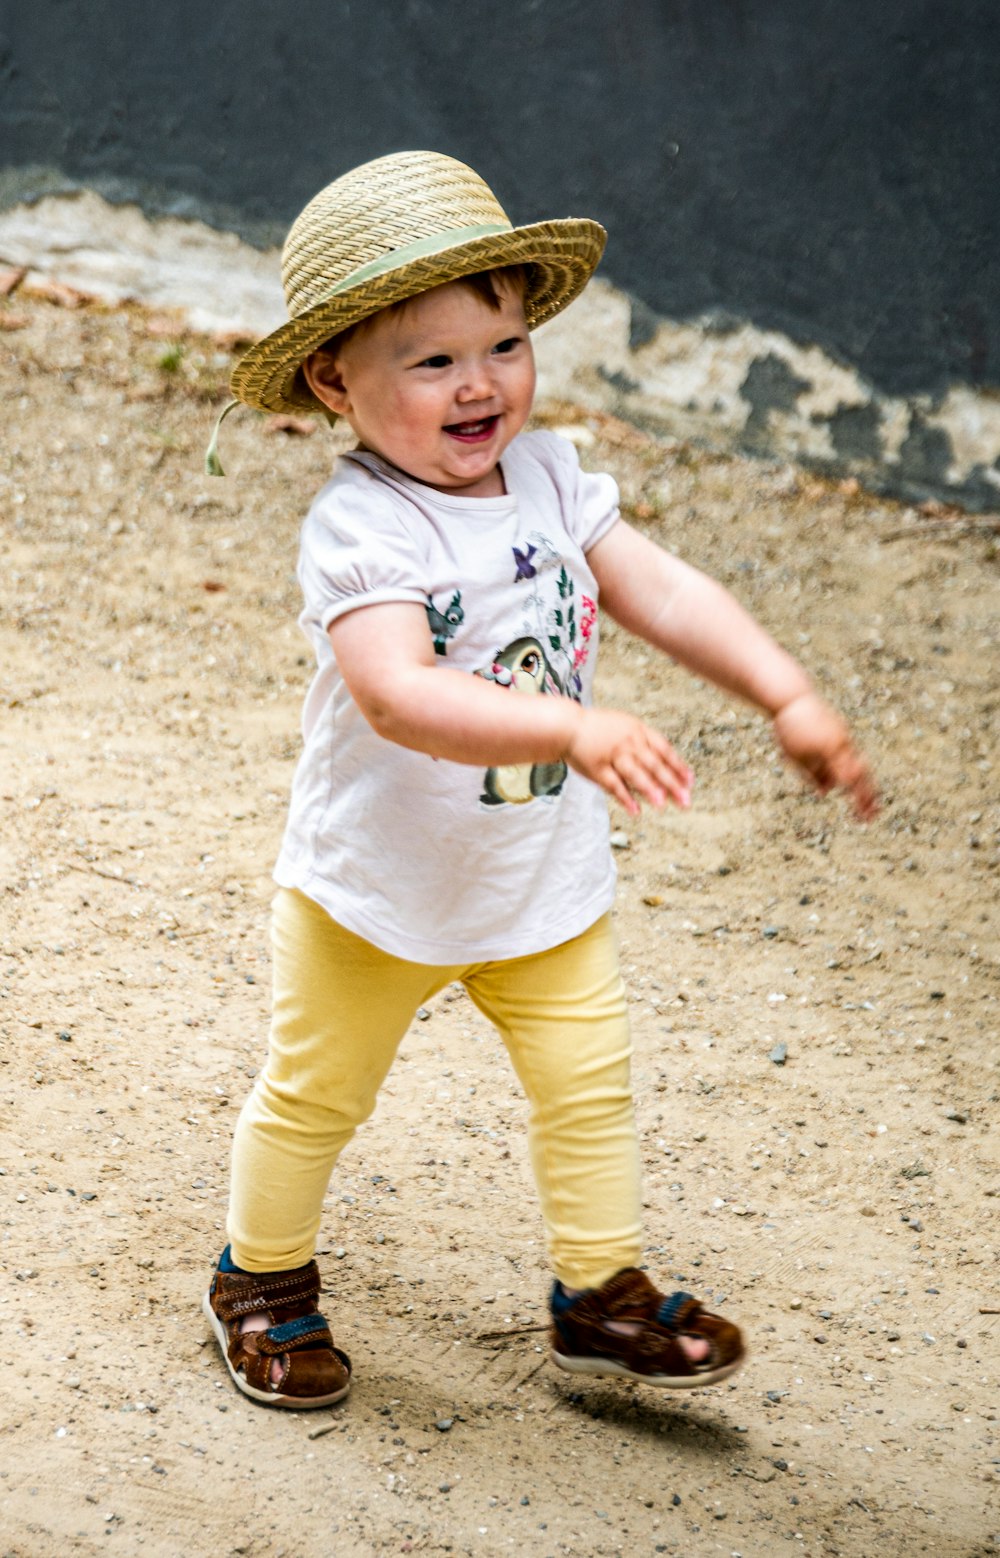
[{"x1": 1, "y1": 0, "x2": 997, "y2": 399}]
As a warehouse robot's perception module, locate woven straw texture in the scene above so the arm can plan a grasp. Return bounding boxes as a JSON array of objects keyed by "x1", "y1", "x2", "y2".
[{"x1": 230, "y1": 151, "x2": 606, "y2": 415}]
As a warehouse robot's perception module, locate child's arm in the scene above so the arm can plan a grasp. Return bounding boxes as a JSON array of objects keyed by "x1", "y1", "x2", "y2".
[
  {"x1": 587, "y1": 520, "x2": 878, "y2": 819},
  {"x1": 328, "y1": 602, "x2": 693, "y2": 816}
]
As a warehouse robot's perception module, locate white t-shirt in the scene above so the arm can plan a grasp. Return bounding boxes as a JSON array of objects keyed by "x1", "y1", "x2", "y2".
[{"x1": 273, "y1": 429, "x2": 621, "y2": 963}]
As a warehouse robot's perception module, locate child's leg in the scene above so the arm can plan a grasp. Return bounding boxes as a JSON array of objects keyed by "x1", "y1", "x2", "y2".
[
  {"x1": 462, "y1": 912, "x2": 640, "y2": 1291},
  {"x1": 464, "y1": 915, "x2": 745, "y2": 1388},
  {"x1": 228, "y1": 888, "x2": 457, "y2": 1271}
]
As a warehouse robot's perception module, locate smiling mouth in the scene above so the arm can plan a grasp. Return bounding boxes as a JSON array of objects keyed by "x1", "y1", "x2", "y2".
[{"x1": 444, "y1": 414, "x2": 499, "y2": 443}]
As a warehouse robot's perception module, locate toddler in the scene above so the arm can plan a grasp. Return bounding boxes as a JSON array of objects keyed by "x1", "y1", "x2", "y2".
[{"x1": 204, "y1": 150, "x2": 876, "y2": 1409}]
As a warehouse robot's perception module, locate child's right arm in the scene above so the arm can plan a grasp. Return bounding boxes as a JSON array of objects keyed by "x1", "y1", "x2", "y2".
[{"x1": 328, "y1": 602, "x2": 693, "y2": 817}]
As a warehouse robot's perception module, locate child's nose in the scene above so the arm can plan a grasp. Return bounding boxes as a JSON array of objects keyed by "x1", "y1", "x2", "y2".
[{"x1": 456, "y1": 358, "x2": 497, "y2": 402}]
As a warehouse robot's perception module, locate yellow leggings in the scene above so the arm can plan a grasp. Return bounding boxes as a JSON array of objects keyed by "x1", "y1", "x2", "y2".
[{"x1": 227, "y1": 888, "x2": 642, "y2": 1289}]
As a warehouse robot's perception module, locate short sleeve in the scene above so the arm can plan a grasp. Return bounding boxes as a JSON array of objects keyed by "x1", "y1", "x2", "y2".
[
  {"x1": 298, "y1": 467, "x2": 430, "y2": 633},
  {"x1": 513, "y1": 430, "x2": 620, "y2": 553}
]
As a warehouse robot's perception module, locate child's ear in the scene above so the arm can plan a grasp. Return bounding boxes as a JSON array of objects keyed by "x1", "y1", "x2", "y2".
[{"x1": 303, "y1": 350, "x2": 350, "y2": 415}]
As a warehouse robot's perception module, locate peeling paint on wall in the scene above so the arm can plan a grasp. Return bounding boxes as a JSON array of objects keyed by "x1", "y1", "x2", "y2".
[{"x1": 2, "y1": 191, "x2": 998, "y2": 512}]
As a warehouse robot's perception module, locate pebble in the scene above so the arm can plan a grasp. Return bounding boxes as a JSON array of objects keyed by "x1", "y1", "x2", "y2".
[
  {"x1": 945, "y1": 1109, "x2": 969, "y2": 1124},
  {"x1": 769, "y1": 1042, "x2": 788, "y2": 1065},
  {"x1": 609, "y1": 832, "x2": 630, "y2": 849},
  {"x1": 435, "y1": 1418, "x2": 454, "y2": 1432},
  {"x1": 416, "y1": 1007, "x2": 431, "y2": 1021},
  {"x1": 334, "y1": 1246, "x2": 346, "y2": 1259}
]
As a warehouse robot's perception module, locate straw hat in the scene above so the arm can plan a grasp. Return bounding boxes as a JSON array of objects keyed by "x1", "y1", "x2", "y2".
[{"x1": 229, "y1": 150, "x2": 606, "y2": 416}]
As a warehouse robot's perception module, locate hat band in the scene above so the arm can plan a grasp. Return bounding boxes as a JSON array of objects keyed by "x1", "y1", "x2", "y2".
[{"x1": 300, "y1": 222, "x2": 513, "y2": 314}]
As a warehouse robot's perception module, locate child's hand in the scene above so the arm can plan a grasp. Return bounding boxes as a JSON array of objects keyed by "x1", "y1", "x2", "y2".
[
  {"x1": 565, "y1": 709, "x2": 693, "y2": 817},
  {"x1": 772, "y1": 691, "x2": 878, "y2": 820}
]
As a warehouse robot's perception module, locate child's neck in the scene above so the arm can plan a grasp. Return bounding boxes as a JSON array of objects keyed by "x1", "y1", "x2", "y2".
[{"x1": 355, "y1": 442, "x2": 507, "y2": 498}]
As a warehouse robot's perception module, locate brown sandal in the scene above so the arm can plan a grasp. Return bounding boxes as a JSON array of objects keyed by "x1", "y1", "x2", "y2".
[
  {"x1": 549, "y1": 1267, "x2": 746, "y2": 1388},
  {"x1": 203, "y1": 1252, "x2": 351, "y2": 1409}
]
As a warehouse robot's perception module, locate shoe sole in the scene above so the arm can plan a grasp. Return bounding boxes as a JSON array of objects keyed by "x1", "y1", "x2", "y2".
[
  {"x1": 550, "y1": 1346, "x2": 746, "y2": 1389},
  {"x1": 202, "y1": 1290, "x2": 351, "y2": 1409}
]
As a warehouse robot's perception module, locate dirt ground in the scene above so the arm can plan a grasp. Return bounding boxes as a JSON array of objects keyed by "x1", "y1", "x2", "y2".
[{"x1": 1, "y1": 291, "x2": 998, "y2": 1558}]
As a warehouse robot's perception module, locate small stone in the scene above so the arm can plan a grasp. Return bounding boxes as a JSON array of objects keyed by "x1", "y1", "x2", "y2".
[
  {"x1": 772, "y1": 1458, "x2": 789, "y2": 1472},
  {"x1": 609, "y1": 831, "x2": 630, "y2": 850},
  {"x1": 435, "y1": 1417, "x2": 454, "y2": 1432},
  {"x1": 520, "y1": 1496, "x2": 530, "y2": 1506},
  {"x1": 769, "y1": 1042, "x2": 788, "y2": 1065},
  {"x1": 762, "y1": 925, "x2": 780, "y2": 939},
  {"x1": 416, "y1": 1007, "x2": 431, "y2": 1021},
  {"x1": 860, "y1": 1206, "x2": 876, "y2": 1217},
  {"x1": 58, "y1": 1031, "x2": 72, "y2": 1042},
  {"x1": 814, "y1": 1334, "x2": 828, "y2": 1344},
  {"x1": 789, "y1": 1298, "x2": 802, "y2": 1310},
  {"x1": 671, "y1": 1493, "x2": 682, "y2": 1506},
  {"x1": 945, "y1": 1109, "x2": 969, "y2": 1124},
  {"x1": 65, "y1": 1375, "x2": 81, "y2": 1389},
  {"x1": 334, "y1": 1246, "x2": 346, "y2": 1259},
  {"x1": 438, "y1": 1483, "x2": 451, "y2": 1493}
]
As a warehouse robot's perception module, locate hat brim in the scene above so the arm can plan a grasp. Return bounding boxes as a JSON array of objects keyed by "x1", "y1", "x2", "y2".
[{"x1": 229, "y1": 217, "x2": 606, "y2": 415}]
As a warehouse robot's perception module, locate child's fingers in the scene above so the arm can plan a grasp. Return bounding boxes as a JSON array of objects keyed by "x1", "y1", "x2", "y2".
[
  {"x1": 835, "y1": 750, "x2": 880, "y2": 820},
  {"x1": 614, "y1": 740, "x2": 693, "y2": 811},
  {"x1": 799, "y1": 742, "x2": 879, "y2": 820},
  {"x1": 641, "y1": 730, "x2": 695, "y2": 799},
  {"x1": 600, "y1": 763, "x2": 641, "y2": 816}
]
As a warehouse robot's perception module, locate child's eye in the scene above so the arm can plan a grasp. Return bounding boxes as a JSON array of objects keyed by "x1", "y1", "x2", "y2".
[
  {"x1": 491, "y1": 337, "x2": 521, "y2": 355},
  {"x1": 418, "y1": 354, "x2": 452, "y2": 369}
]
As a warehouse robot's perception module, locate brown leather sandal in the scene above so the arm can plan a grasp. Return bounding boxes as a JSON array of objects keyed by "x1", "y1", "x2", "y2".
[
  {"x1": 203, "y1": 1252, "x2": 351, "y2": 1409},
  {"x1": 549, "y1": 1267, "x2": 746, "y2": 1388}
]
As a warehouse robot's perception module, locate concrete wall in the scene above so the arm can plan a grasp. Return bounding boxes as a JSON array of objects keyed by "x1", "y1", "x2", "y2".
[{"x1": 2, "y1": 0, "x2": 998, "y2": 506}]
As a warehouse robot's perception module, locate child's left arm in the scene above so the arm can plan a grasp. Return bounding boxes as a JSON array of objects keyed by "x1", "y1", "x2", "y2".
[{"x1": 588, "y1": 520, "x2": 878, "y2": 819}]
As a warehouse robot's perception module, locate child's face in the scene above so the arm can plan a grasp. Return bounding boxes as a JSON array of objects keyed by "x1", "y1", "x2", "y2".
[{"x1": 304, "y1": 277, "x2": 536, "y2": 498}]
